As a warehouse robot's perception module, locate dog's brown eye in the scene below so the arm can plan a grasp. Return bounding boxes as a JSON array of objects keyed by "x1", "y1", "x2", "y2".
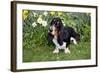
[{"x1": 49, "y1": 29, "x2": 53, "y2": 32}]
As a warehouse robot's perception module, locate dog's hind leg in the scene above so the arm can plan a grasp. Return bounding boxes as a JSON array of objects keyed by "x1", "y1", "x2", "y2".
[{"x1": 64, "y1": 41, "x2": 70, "y2": 54}]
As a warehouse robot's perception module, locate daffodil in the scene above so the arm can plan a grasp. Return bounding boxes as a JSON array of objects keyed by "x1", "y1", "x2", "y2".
[
  {"x1": 50, "y1": 11, "x2": 55, "y2": 15},
  {"x1": 23, "y1": 10, "x2": 29, "y2": 20},
  {"x1": 23, "y1": 15, "x2": 28, "y2": 20},
  {"x1": 43, "y1": 11, "x2": 48, "y2": 16},
  {"x1": 23, "y1": 10, "x2": 28, "y2": 15},
  {"x1": 37, "y1": 15, "x2": 43, "y2": 24},
  {"x1": 32, "y1": 22, "x2": 37, "y2": 27},
  {"x1": 58, "y1": 12, "x2": 63, "y2": 16},
  {"x1": 33, "y1": 12, "x2": 37, "y2": 17},
  {"x1": 42, "y1": 21, "x2": 47, "y2": 27}
]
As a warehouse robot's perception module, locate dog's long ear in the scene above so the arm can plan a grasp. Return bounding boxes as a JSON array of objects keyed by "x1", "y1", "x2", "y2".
[
  {"x1": 57, "y1": 18, "x2": 64, "y2": 46},
  {"x1": 57, "y1": 30, "x2": 63, "y2": 46}
]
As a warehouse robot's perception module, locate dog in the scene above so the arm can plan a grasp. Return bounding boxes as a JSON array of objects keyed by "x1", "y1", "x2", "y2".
[{"x1": 48, "y1": 17, "x2": 80, "y2": 54}]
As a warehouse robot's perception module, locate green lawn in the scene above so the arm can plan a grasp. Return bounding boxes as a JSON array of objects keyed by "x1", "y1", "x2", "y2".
[{"x1": 23, "y1": 42, "x2": 91, "y2": 62}]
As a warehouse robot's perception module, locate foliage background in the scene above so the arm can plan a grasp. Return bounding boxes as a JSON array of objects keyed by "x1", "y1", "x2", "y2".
[{"x1": 23, "y1": 10, "x2": 91, "y2": 62}]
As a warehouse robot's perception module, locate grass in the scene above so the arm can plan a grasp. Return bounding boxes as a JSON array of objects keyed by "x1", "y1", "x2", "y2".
[{"x1": 23, "y1": 41, "x2": 91, "y2": 62}]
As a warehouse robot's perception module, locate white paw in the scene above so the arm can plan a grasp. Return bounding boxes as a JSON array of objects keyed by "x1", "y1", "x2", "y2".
[
  {"x1": 53, "y1": 49, "x2": 59, "y2": 54},
  {"x1": 64, "y1": 48, "x2": 70, "y2": 54}
]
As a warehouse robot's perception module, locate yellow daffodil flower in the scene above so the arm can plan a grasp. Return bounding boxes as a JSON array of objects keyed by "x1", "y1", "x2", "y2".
[
  {"x1": 58, "y1": 12, "x2": 63, "y2": 16},
  {"x1": 23, "y1": 10, "x2": 29, "y2": 20},
  {"x1": 50, "y1": 11, "x2": 55, "y2": 15}
]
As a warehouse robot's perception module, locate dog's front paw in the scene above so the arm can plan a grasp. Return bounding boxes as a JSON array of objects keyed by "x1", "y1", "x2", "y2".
[
  {"x1": 53, "y1": 49, "x2": 59, "y2": 54},
  {"x1": 64, "y1": 48, "x2": 70, "y2": 54}
]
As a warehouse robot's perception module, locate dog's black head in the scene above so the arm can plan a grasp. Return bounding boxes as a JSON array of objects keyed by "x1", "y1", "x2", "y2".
[{"x1": 49, "y1": 17, "x2": 63, "y2": 36}]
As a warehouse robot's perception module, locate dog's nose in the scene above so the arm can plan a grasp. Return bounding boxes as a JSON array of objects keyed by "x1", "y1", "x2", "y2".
[
  {"x1": 48, "y1": 29, "x2": 52, "y2": 33},
  {"x1": 49, "y1": 29, "x2": 53, "y2": 32},
  {"x1": 50, "y1": 30, "x2": 53, "y2": 32}
]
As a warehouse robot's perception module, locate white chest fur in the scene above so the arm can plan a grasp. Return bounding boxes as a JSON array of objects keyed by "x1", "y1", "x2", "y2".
[{"x1": 52, "y1": 36, "x2": 66, "y2": 49}]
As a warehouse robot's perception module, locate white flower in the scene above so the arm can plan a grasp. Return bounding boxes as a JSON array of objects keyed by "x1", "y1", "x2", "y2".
[
  {"x1": 32, "y1": 12, "x2": 37, "y2": 17},
  {"x1": 42, "y1": 21, "x2": 47, "y2": 27},
  {"x1": 62, "y1": 21, "x2": 66, "y2": 26},
  {"x1": 33, "y1": 13, "x2": 37, "y2": 17},
  {"x1": 37, "y1": 15, "x2": 43, "y2": 24},
  {"x1": 43, "y1": 11, "x2": 48, "y2": 16},
  {"x1": 37, "y1": 15, "x2": 47, "y2": 27},
  {"x1": 32, "y1": 22, "x2": 37, "y2": 27},
  {"x1": 63, "y1": 23, "x2": 66, "y2": 26}
]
